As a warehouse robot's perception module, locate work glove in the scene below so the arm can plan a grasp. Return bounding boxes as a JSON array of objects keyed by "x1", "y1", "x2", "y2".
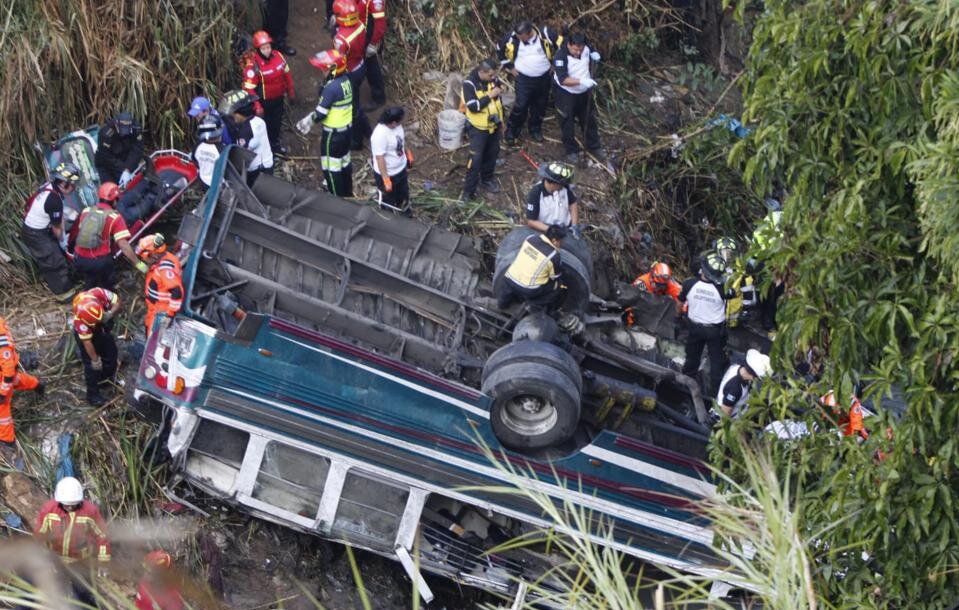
[
  {"x1": 57, "y1": 233, "x2": 69, "y2": 252},
  {"x1": 365, "y1": 43, "x2": 379, "y2": 58},
  {"x1": 119, "y1": 169, "x2": 133, "y2": 188},
  {"x1": 327, "y1": 14, "x2": 337, "y2": 33},
  {"x1": 295, "y1": 114, "x2": 315, "y2": 135},
  {"x1": 589, "y1": 51, "x2": 601, "y2": 62},
  {"x1": 405, "y1": 149, "x2": 414, "y2": 169},
  {"x1": 580, "y1": 77, "x2": 597, "y2": 89},
  {"x1": 570, "y1": 224, "x2": 582, "y2": 240},
  {"x1": 90, "y1": 358, "x2": 103, "y2": 372},
  {"x1": 135, "y1": 260, "x2": 149, "y2": 274}
]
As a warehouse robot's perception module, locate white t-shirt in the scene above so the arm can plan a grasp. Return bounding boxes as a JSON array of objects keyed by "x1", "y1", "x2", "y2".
[
  {"x1": 557, "y1": 45, "x2": 592, "y2": 94},
  {"x1": 683, "y1": 280, "x2": 726, "y2": 325},
  {"x1": 370, "y1": 123, "x2": 407, "y2": 176},
  {"x1": 248, "y1": 116, "x2": 273, "y2": 170},
  {"x1": 514, "y1": 35, "x2": 551, "y2": 77},
  {"x1": 194, "y1": 142, "x2": 220, "y2": 187}
]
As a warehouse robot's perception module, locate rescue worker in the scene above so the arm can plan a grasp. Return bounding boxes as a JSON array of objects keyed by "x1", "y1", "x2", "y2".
[
  {"x1": 461, "y1": 58, "x2": 505, "y2": 201},
  {"x1": 632, "y1": 262, "x2": 682, "y2": 303},
  {"x1": 750, "y1": 197, "x2": 785, "y2": 331},
  {"x1": 220, "y1": 90, "x2": 273, "y2": 186},
  {"x1": 358, "y1": 0, "x2": 387, "y2": 111},
  {"x1": 138, "y1": 234, "x2": 184, "y2": 339},
  {"x1": 242, "y1": 31, "x2": 295, "y2": 153},
  {"x1": 135, "y1": 550, "x2": 184, "y2": 610},
  {"x1": 525, "y1": 162, "x2": 579, "y2": 235},
  {"x1": 193, "y1": 117, "x2": 223, "y2": 189},
  {"x1": 0, "y1": 316, "x2": 43, "y2": 459},
  {"x1": 821, "y1": 390, "x2": 870, "y2": 440},
  {"x1": 263, "y1": 0, "x2": 296, "y2": 56},
  {"x1": 296, "y1": 49, "x2": 355, "y2": 196},
  {"x1": 72, "y1": 288, "x2": 122, "y2": 407},
  {"x1": 497, "y1": 225, "x2": 566, "y2": 312},
  {"x1": 552, "y1": 32, "x2": 605, "y2": 164},
  {"x1": 496, "y1": 21, "x2": 562, "y2": 145},
  {"x1": 371, "y1": 106, "x2": 413, "y2": 214},
  {"x1": 679, "y1": 250, "x2": 729, "y2": 395},
  {"x1": 21, "y1": 162, "x2": 80, "y2": 300},
  {"x1": 713, "y1": 348, "x2": 771, "y2": 420},
  {"x1": 35, "y1": 477, "x2": 111, "y2": 607},
  {"x1": 73, "y1": 182, "x2": 147, "y2": 290},
  {"x1": 332, "y1": 0, "x2": 372, "y2": 150},
  {"x1": 186, "y1": 96, "x2": 232, "y2": 145},
  {"x1": 94, "y1": 111, "x2": 144, "y2": 187}
]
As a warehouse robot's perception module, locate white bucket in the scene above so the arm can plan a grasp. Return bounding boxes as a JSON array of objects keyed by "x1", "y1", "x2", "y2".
[{"x1": 437, "y1": 109, "x2": 466, "y2": 150}]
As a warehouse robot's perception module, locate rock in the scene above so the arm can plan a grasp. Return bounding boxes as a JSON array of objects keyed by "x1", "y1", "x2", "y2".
[
  {"x1": 422, "y1": 70, "x2": 446, "y2": 81},
  {"x1": 1, "y1": 472, "x2": 49, "y2": 530}
]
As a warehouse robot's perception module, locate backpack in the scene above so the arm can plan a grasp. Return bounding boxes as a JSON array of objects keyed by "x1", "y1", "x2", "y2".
[{"x1": 75, "y1": 207, "x2": 109, "y2": 250}]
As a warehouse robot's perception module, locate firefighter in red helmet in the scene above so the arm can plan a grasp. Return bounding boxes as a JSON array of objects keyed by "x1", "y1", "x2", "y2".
[
  {"x1": 242, "y1": 30, "x2": 295, "y2": 154},
  {"x1": 72, "y1": 288, "x2": 122, "y2": 406},
  {"x1": 73, "y1": 181, "x2": 147, "y2": 290},
  {"x1": 332, "y1": 0, "x2": 372, "y2": 149}
]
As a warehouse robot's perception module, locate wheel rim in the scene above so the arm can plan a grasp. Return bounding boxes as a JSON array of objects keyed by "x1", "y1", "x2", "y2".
[{"x1": 499, "y1": 394, "x2": 558, "y2": 437}]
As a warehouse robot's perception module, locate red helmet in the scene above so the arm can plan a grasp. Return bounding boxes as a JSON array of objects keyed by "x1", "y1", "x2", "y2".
[
  {"x1": 650, "y1": 262, "x2": 672, "y2": 283},
  {"x1": 136, "y1": 233, "x2": 167, "y2": 259},
  {"x1": 252, "y1": 30, "x2": 273, "y2": 49},
  {"x1": 144, "y1": 550, "x2": 173, "y2": 570},
  {"x1": 97, "y1": 181, "x2": 120, "y2": 204},
  {"x1": 73, "y1": 294, "x2": 105, "y2": 327},
  {"x1": 333, "y1": 0, "x2": 360, "y2": 26},
  {"x1": 309, "y1": 49, "x2": 347, "y2": 76}
]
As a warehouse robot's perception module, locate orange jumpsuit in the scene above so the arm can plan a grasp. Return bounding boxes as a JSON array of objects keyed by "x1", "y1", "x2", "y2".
[
  {"x1": 144, "y1": 253, "x2": 184, "y2": 337},
  {"x1": 0, "y1": 317, "x2": 39, "y2": 444},
  {"x1": 631, "y1": 272, "x2": 682, "y2": 303}
]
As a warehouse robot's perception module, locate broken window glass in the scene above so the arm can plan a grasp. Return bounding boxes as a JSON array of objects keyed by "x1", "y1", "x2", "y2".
[
  {"x1": 331, "y1": 471, "x2": 409, "y2": 549},
  {"x1": 252, "y1": 442, "x2": 329, "y2": 518},
  {"x1": 185, "y1": 419, "x2": 251, "y2": 492}
]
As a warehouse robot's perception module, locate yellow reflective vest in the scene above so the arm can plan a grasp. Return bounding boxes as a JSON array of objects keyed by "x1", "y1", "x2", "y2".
[
  {"x1": 505, "y1": 234, "x2": 560, "y2": 288},
  {"x1": 461, "y1": 70, "x2": 505, "y2": 133}
]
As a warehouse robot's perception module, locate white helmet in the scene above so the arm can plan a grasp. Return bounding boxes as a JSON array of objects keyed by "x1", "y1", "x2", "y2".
[
  {"x1": 54, "y1": 477, "x2": 84, "y2": 505},
  {"x1": 745, "y1": 349, "x2": 772, "y2": 378}
]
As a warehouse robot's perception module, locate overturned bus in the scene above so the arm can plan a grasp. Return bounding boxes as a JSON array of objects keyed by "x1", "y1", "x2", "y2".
[{"x1": 131, "y1": 147, "x2": 751, "y2": 604}]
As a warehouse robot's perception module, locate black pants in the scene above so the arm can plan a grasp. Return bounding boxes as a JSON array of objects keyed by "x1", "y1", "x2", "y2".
[
  {"x1": 261, "y1": 97, "x2": 285, "y2": 149},
  {"x1": 553, "y1": 86, "x2": 601, "y2": 155},
  {"x1": 21, "y1": 226, "x2": 71, "y2": 294},
  {"x1": 263, "y1": 0, "x2": 289, "y2": 46},
  {"x1": 321, "y1": 128, "x2": 354, "y2": 197},
  {"x1": 682, "y1": 322, "x2": 727, "y2": 396},
  {"x1": 74, "y1": 255, "x2": 116, "y2": 291},
  {"x1": 506, "y1": 72, "x2": 551, "y2": 138},
  {"x1": 463, "y1": 124, "x2": 500, "y2": 197},
  {"x1": 364, "y1": 51, "x2": 386, "y2": 106},
  {"x1": 497, "y1": 280, "x2": 561, "y2": 313},
  {"x1": 375, "y1": 168, "x2": 410, "y2": 214},
  {"x1": 74, "y1": 326, "x2": 118, "y2": 401},
  {"x1": 760, "y1": 280, "x2": 784, "y2": 331},
  {"x1": 347, "y1": 66, "x2": 372, "y2": 147}
]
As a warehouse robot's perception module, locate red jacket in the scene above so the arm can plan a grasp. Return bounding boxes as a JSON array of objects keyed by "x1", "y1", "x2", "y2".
[
  {"x1": 357, "y1": 0, "x2": 386, "y2": 47},
  {"x1": 135, "y1": 577, "x2": 184, "y2": 610},
  {"x1": 334, "y1": 22, "x2": 367, "y2": 72},
  {"x1": 242, "y1": 50, "x2": 294, "y2": 102},
  {"x1": 35, "y1": 499, "x2": 112, "y2": 563},
  {"x1": 73, "y1": 203, "x2": 131, "y2": 259}
]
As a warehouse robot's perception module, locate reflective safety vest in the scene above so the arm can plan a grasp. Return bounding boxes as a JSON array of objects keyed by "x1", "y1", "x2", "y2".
[
  {"x1": 145, "y1": 253, "x2": 184, "y2": 317},
  {"x1": 505, "y1": 234, "x2": 560, "y2": 289},
  {"x1": 320, "y1": 76, "x2": 354, "y2": 130},
  {"x1": 0, "y1": 317, "x2": 19, "y2": 396},
  {"x1": 461, "y1": 71, "x2": 505, "y2": 133}
]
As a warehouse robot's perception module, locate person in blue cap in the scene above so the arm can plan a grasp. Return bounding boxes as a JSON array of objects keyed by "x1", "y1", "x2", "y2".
[{"x1": 186, "y1": 97, "x2": 232, "y2": 145}]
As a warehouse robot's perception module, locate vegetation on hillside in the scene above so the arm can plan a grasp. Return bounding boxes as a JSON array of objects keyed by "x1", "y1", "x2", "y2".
[{"x1": 718, "y1": 0, "x2": 959, "y2": 606}]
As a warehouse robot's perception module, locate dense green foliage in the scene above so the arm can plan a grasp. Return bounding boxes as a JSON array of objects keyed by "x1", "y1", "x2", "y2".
[{"x1": 717, "y1": 0, "x2": 959, "y2": 607}]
